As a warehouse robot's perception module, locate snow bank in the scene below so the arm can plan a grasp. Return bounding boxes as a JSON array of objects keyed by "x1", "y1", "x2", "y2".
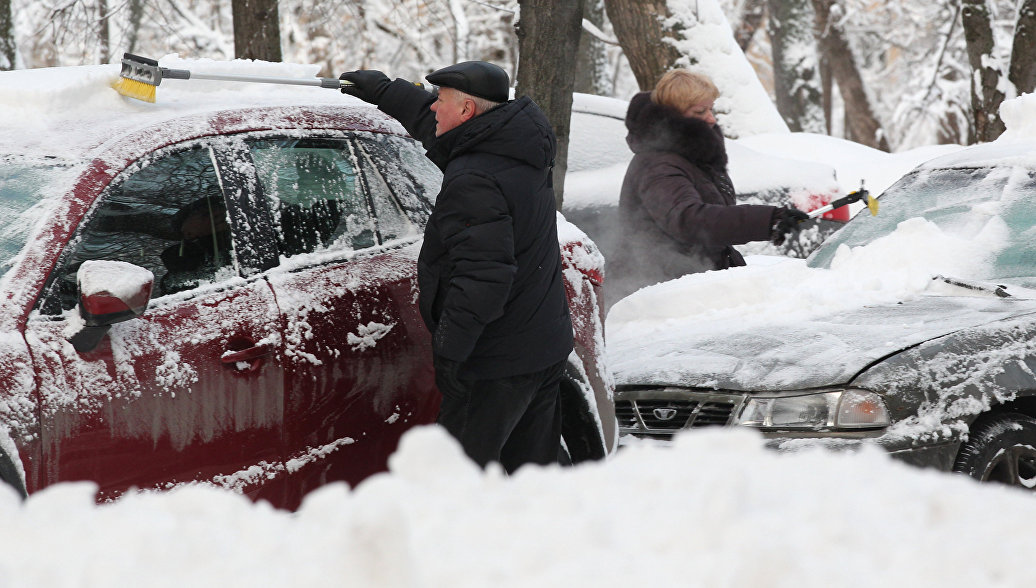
[
  {"x1": 0, "y1": 425, "x2": 1031, "y2": 587},
  {"x1": 999, "y1": 92, "x2": 1036, "y2": 140}
]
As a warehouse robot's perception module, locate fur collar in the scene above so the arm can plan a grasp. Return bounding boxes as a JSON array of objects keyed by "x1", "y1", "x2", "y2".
[{"x1": 624, "y1": 91, "x2": 727, "y2": 168}]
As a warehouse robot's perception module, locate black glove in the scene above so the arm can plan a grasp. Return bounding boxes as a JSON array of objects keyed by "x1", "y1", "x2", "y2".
[
  {"x1": 770, "y1": 207, "x2": 810, "y2": 246},
  {"x1": 339, "y1": 70, "x2": 391, "y2": 104}
]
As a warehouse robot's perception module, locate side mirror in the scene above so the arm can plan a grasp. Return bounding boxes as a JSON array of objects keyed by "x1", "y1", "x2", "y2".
[{"x1": 69, "y1": 260, "x2": 155, "y2": 353}]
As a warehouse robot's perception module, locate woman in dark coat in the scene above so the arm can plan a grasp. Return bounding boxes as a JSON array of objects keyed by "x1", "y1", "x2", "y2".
[{"x1": 607, "y1": 69, "x2": 806, "y2": 306}]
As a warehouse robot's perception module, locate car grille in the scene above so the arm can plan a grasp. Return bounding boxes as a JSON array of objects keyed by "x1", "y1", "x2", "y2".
[{"x1": 615, "y1": 389, "x2": 747, "y2": 439}]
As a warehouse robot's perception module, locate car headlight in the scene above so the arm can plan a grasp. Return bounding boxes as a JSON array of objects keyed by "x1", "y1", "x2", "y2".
[{"x1": 736, "y1": 389, "x2": 889, "y2": 431}]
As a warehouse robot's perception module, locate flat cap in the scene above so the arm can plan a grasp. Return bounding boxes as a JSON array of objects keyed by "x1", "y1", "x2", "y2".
[{"x1": 426, "y1": 61, "x2": 510, "y2": 103}]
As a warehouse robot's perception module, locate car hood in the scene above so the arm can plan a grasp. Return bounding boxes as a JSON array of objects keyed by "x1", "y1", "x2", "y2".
[{"x1": 610, "y1": 294, "x2": 1036, "y2": 392}]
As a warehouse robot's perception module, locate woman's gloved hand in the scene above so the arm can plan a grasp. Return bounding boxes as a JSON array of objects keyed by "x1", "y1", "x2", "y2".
[{"x1": 770, "y1": 207, "x2": 810, "y2": 246}]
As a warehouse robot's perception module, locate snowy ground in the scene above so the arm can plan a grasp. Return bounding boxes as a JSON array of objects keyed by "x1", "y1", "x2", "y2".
[
  {"x1": 2, "y1": 425, "x2": 1033, "y2": 587},
  {"x1": 3, "y1": 59, "x2": 1035, "y2": 586}
]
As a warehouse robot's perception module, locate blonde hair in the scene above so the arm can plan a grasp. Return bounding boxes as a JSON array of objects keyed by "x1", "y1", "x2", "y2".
[{"x1": 650, "y1": 69, "x2": 719, "y2": 112}]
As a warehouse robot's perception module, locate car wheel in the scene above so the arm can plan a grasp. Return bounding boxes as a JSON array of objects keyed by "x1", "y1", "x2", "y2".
[
  {"x1": 558, "y1": 362, "x2": 607, "y2": 465},
  {"x1": 953, "y1": 412, "x2": 1036, "y2": 489},
  {"x1": 0, "y1": 446, "x2": 27, "y2": 499}
]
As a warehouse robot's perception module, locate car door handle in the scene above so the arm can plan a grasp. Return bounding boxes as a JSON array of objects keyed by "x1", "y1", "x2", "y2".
[{"x1": 221, "y1": 344, "x2": 274, "y2": 364}]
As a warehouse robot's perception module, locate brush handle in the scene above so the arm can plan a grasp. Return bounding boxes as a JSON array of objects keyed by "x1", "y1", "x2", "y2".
[
  {"x1": 807, "y1": 190, "x2": 868, "y2": 219},
  {"x1": 162, "y1": 68, "x2": 351, "y2": 89}
]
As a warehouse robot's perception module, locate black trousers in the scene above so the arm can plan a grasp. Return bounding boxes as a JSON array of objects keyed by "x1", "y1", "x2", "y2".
[{"x1": 434, "y1": 357, "x2": 565, "y2": 474}]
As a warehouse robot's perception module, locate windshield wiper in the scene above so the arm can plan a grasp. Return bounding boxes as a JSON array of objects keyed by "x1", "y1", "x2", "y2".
[{"x1": 933, "y1": 275, "x2": 1011, "y2": 298}]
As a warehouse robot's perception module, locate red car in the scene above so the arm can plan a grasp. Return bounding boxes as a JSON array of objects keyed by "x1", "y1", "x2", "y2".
[{"x1": 0, "y1": 65, "x2": 615, "y2": 509}]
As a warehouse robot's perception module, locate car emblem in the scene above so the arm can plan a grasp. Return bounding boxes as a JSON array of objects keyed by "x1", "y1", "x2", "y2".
[{"x1": 653, "y1": 407, "x2": 678, "y2": 421}]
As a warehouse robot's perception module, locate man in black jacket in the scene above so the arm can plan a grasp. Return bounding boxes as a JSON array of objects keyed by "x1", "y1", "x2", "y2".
[{"x1": 339, "y1": 62, "x2": 573, "y2": 474}]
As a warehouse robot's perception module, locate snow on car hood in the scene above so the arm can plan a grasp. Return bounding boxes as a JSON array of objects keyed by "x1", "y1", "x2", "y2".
[
  {"x1": 606, "y1": 216, "x2": 1024, "y2": 391},
  {"x1": 609, "y1": 293, "x2": 1036, "y2": 391}
]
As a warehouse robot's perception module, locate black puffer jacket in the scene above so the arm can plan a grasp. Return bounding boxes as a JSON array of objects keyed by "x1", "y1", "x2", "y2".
[
  {"x1": 608, "y1": 92, "x2": 778, "y2": 303},
  {"x1": 378, "y1": 80, "x2": 573, "y2": 379}
]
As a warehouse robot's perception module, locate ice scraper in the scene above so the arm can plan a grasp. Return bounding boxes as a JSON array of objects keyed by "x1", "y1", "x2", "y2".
[{"x1": 111, "y1": 53, "x2": 354, "y2": 103}]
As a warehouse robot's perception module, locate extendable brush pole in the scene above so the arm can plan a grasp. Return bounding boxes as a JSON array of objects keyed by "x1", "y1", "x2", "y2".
[
  {"x1": 111, "y1": 53, "x2": 353, "y2": 103},
  {"x1": 807, "y1": 181, "x2": 879, "y2": 219}
]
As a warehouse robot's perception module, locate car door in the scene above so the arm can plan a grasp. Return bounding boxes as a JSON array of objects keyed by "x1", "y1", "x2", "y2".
[
  {"x1": 243, "y1": 132, "x2": 440, "y2": 507},
  {"x1": 24, "y1": 141, "x2": 289, "y2": 504}
]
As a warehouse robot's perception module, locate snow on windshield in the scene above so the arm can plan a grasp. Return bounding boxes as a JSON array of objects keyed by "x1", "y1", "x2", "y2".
[{"x1": 607, "y1": 216, "x2": 1000, "y2": 345}]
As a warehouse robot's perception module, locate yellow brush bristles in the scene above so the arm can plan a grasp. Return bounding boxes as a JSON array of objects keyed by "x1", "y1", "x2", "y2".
[{"x1": 111, "y1": 76, "x2": 157, "y2": 103}]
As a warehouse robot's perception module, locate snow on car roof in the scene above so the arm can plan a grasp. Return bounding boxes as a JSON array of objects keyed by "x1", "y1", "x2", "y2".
[
  {"x1": 912, "y1": 93, "x2": 1036, "y2": 171},
  {"x1": 0, "y1": 55, "x2": 401, "y2": 162}
]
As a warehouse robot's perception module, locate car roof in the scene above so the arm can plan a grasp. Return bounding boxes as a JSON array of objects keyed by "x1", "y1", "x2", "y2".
[
  {"x1": 916, "y1": 137, "x2": 1036, "y2": 172},
  {"x1": 0, "y1": 59, "x2": 408, "y2": 163}
]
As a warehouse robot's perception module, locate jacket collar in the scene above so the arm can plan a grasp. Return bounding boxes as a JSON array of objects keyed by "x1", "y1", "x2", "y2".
[{"x1": 624, "y1": 91, "x2": 727, "y2": 168}]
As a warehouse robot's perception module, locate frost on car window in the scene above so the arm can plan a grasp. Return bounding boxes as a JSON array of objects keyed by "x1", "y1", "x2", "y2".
[
  {"x1": 352, "y1": 142, "x2": 421, "y2": 243},
  {"x1": 39, "y1": 146, "x2": 236, "y2": 313},
  {"x1": 355, "y1": 132, "x2": 439, "y2": 213},
  {"x1": 809, "y1": 166, "x2": 1036, "y2": 285},
  {"x1": 248, "y1": 138, "x2": 377, "y2": 255},
  {"x1": 0, "y1": 160, "x2": 64, "y2": 280}
]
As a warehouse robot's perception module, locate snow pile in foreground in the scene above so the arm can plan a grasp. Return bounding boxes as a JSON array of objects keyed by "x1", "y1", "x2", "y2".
[{"x1": 0, "y1": 426, "x2": 1029, "y2": 587}]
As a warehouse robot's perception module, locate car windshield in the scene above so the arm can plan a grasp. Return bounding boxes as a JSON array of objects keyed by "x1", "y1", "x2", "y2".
[
  {"x1": 808, "y1": 165, "x2": 1036, "y2": 286},
  {"x1": 0, "y1": 159, "x2": 63, "y2": 279}
]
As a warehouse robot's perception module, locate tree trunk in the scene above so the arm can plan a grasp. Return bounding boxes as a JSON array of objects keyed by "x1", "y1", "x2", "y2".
[
  {"x1": 97, "y1": 0, "x2": 109, "y2": 64},
  {"x1": 515, "y1": 0, "x2": 583, "y2": 210},
  {"x1": 232, "y1": 0, "x2": 283, "y2": 62},
  {"x1": 603, "y1": 0, "x2": 680, "y2": 90},
  {"x1": 575, "y1": 0, "x2": 613, "y2": 95},
  {"x1": 812, "y1": 0, "x2": 889, "y2": 150},
  {"x1": 768, "y1": 0, "x2": 826, "y2": 133},
  {"x1": 735, "y1": 0, "x2": 766, "y2": 50},
  {"x1": 819, "y1": 52, "x2": 832, "y2": 135},
  {"x1": 125, "y1": 0, "x2": 145, "y2": 54},
  {"x1": 0, "y1": 0, "x2": 14, "y2": 70},
  {"x1": 1010, "y1": 0, "x2": 1036, "y2": 95},
  {"x1": 961, "y1": 0, "x2": 1006, "y2": 142}
]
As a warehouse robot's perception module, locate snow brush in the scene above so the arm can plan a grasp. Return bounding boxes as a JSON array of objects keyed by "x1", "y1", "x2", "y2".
[
  {"x1": 807, "y1": 181, "x2": 879, "y2": 219},
  {"x1": 111, "y1": 53, "x2": 354, "y2": 103}
]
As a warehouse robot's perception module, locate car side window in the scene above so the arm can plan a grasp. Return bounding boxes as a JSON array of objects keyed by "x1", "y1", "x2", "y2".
[
  {"x1": 248, "y1": 137, "x2": 377, "y2": 256},
  {"x1": 354, "y1": 132, "x2": 439, "y2": 213},
  {"x1": 38, "y1": 146, "x2": 236, "y2": 314}
]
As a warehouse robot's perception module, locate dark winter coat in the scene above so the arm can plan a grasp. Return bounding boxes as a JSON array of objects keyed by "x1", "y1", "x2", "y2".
[
  {"x1": 377, "y1": 80, "x2": 573, "y2": 379},
  {"x1": 609, "y1": 92, "x2": 778, "y2": 302}
]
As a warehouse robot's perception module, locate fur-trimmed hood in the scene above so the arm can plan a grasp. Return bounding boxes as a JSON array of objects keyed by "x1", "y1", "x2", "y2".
[{"x1": 624, "y1": 91, "x2": 727, "y2": 168}]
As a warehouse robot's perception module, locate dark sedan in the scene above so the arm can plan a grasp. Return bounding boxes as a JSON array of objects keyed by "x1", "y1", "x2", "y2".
[{"x1": 609, "y1": 137, "x2": 1036, "y2": 489}]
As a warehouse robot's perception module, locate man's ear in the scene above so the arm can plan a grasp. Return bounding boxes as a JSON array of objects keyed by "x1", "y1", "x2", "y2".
[{"x1": 462, "y1": 98, "x2": 478, "y2": 121}]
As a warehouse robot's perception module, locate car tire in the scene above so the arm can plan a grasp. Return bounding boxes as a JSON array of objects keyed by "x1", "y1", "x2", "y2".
[
  {"x1": 953, "y1": 412, "x2": 1036, "y2": 489},
  {"x1": 558, "y1": 362, "x2": 607, "y2": 465},
  {"x1": 0, "y1": 446, "x2": 27, "y2": 499}
]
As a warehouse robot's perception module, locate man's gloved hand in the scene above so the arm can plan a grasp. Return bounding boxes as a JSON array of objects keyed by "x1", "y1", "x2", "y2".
[
  {"x1": 770, "y1": 207, "x2": 810, "y2": 246},
  {"x1": 339, "y1": 70, "x2": 391, "y2": 104}
]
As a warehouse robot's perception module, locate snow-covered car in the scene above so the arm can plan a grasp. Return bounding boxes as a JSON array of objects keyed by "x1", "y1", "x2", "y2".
[
  {"x1": 0, "y1": 62, "x2": 615, "y2": 508},
  {"x1": 607, "y1": 132, "x2": 1036, "y2": 489},
  {"x1": 563, "y1": 93, "x2": 847, "y2": 292}
]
